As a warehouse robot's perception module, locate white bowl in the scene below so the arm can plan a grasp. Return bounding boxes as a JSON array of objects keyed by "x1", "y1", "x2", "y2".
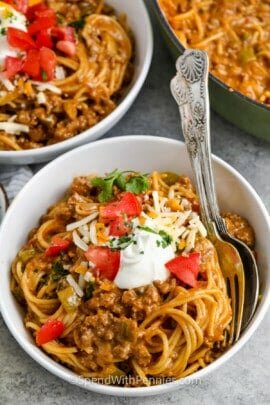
[
  {"x1": 0, "y1": 1, "x2": 153, "y2": 165},
  {"x1": 0, "y1": 136, "x2": 269, "y2": 397},
  {"x1": 0, "y1": 183, "x2": 8, "y2": 222}
]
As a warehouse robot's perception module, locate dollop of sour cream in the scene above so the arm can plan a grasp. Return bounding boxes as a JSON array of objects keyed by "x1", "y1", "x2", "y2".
[
  {"x1": 114, "y1": 219, "x2": 175, "y2": 289},
  {"x1": 0, "y1": 2, "x2": 27, "y2": 66}
]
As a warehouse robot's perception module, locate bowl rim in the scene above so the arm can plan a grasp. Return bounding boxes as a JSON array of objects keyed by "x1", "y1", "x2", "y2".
[
  {"x1": 0, "y1": 183, "x2": 8, "y2": 222},
  {"x1": 0, "y1": 135, "x2": 270, "y2": 397},
  {"x1": 0, "y1": 0, "x2": 153, "y2": 160},
  {"x1": 153, "y1": 0, "x2": 270, "y2": 112}
]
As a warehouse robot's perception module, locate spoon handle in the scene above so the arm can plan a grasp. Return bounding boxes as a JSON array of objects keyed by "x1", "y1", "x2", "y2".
[{"x1": 170, "y1": 49, "x2": 221, "y2": 231}]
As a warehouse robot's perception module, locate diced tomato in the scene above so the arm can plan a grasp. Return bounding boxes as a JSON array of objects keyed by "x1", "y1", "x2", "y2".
[
  {"x1": 109, "y1": 216, "x2": 132, "y2": 237},
  {"x1": 85, "y1": 246, "x2": 120, "y2": 281},
  {"x1": 4, "y1": 0, "x2": 28, "y2": 14},
  {"x1": 21, "y1": 49, "x2": 40, "y2": 79},
  {"x1": 4, "y1": 56, "x2": 23, "y2": 79},
  {"x1": 36, "y1": 29, "x2": 53, "y2": 49},
  {"x1": 45, "y1": 236, "x2": 71, "y2": 257},
  {"x1": 26, "y1": 3, "x2": 48, "y2": 22},
  {"x1": 165, "y1": 252, "x2": 201, "y2": 288},
  {"x1": 36, "y1": 319, "x2": 64, "y2": 346},
  {"x1": 192, "y1": 201, "x2": 200, "y2": 213},
  {"x1": 56, "y1": 40, "x2": 76, "y2": 56},
  {"x1": 28, "y1": 9, "x2": 56, "y2": 35},
  {"x1": 15, "y1": 0, "x2": 28, "y2": 13},
  {"x1": 51, "y1": 27, "x2": 76, "y2": 43},
  {"x1": 100, "y1": 192, "x2": 142, "y2": 221},
  {"x1": 7, "y1": 27, "x2": 36, "y2": 51},
  {"x1": 40, "y1": 47, "x2": 56, "y2": 81},
  {"x1": 35, "y1": 8, "x2": 55, "y2": 19}
]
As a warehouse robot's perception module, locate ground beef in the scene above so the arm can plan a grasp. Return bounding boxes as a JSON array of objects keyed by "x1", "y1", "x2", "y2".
[
  {"x1": 69, "y1": 176, "x2": 92, "y2": 197},
  {"x1": 74, "y1": 279, "x2": 178, "y2": 375},
  {"x1": 222, "y1": 212, "x2": 255, "y2": 248},
  {"x1": 122, "y1": 284, "x2": 162, "y2": 321},
  {"x1": 29, "y1": 126, "x2": 48, "y2": 143},
  {"x1": 76, "y1": 310, "x2": 138, "y2": 368}
]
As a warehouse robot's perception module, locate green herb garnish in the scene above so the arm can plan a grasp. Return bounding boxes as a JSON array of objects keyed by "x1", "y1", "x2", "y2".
[
  {"x1": 158, "y1": 230, "x2": 173, "y2": 248},
  {"x1": 91, "y1": 169, "x2": 149, "y2": 203},
  {"x1": 125, "y1": 174, "x2": 149, "y2": 194},
  {"x1": 68, "y1": 18, "x2": 86, "y2": 31},
  {"x1": 91, "y1": 169, "x2": 125, "y2": 203},
  {"x1": 85, "y1": 281, "x2": 95, "y2": 300},
  {"x1": 51, "y1": 262, "x2": 69, "y2": 282},
  {"x1": 41, "y1": 70, "x2": 48, "y2": 81},
  {"x1": 139, "y1": 226, "x2": 173, "y2": 248},
  {"x1": 138, "y1": 225, "x2": 157, "y2": 234},
  {"x1": 0, "y1": 27, "x2": 6, "y2": 36},
  {"x1": 109, "y1": 235, "x2": 135, "y2": 250}
]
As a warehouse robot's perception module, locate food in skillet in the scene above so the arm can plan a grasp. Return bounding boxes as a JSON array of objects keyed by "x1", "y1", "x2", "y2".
[
  {"x1": 11, "y1": 170, "x2": 255, "y2": 386},
  {"x1": 159, "y1": 0, "x2": 270, "y2": 105},
  {"x1": 0, "y1": 0, "x2": 133, "y2": 150}
]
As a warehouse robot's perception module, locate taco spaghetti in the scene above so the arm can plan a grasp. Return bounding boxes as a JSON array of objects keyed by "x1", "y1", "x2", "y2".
[
  {"x1": 11, "y1": 170, "x2": 255, "y2": 386},
  {"x1": 159, "y1": 0, "x2": 270, "y2": 105},
  {"x1": 11, "y1": 170, "x2": 254, "y2": 386},
  {"x1": 0, "y1": 0, "x2": 133, "y2": 150}
]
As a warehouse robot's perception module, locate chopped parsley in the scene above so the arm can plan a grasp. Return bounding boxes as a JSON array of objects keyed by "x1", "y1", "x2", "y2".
[
  {"x1": 51, "y1": 262, "x2": 69, "y2": 282},
  {"x1": 0, "y1": 28, "x2": 6, "y2": 36},
  {"x1": 125, "y1": 174, "x2": 149, "y2": 194},
  {"x1": 109, "y1": 235, "x2": 135, "y2": 250},
  {"x1": 91, "y1": 169, "x2": 149, "y2": 203},
  {"x1": 84, "y1": 281, "x2": 95, "y2": 300},
  {"x1": 91, "y1": 169, "x2": 125, "y2": 203},
  {"x1": 158, "y1": 230, "x2": 173, "y2": 248},
  {"x1": 41, "y1": 70, "x2": 48, "y2": 81},
  {"x1": 138, "y1": 225, "x2": 156, "y2": 234},
  {"x1": 68, "y1": 18, "x2": 86, "y2": 31},
  {"x1": 138, "y1": 226, "x2": 173, "y2": 248}
]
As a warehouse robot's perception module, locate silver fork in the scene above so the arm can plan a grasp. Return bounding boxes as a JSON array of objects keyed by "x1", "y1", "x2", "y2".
[{"x1": 170, "y1": 49, "x2": 259, "y2": 343}]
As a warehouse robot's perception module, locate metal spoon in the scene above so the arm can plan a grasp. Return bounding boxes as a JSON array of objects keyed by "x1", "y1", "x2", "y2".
[{"x1": 170, "y1": 49, "x2": 259, "y2": 340}]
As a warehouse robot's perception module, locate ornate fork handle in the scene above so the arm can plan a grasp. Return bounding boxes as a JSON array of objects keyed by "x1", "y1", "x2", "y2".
[{"x1": 170, "y1": 49, "x2": 221, "y2": 231}]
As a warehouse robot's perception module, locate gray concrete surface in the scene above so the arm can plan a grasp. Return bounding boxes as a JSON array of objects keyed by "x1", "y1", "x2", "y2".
[{"x1": 0, "y1": 1, "x2": 269, "y2": 404}]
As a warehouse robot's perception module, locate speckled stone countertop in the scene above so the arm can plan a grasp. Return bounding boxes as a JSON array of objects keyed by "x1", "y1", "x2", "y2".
[{"x1": 1, "y1": 1, "x2": 270, "y2": 404}]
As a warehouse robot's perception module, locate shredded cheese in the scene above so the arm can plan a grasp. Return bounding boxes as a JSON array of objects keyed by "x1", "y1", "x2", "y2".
[
  {"x1": 66, "y1": 212, "x2": 98, "y2": 232},
  {"x1": 84, "y1": 271, "x2": 94, "y2": 282},
  {"x1": 37, "y1": 91, "x2": 47, "y2": 105},
  {"x1": 72, "y1": 230, "x2": 88, "y2": 251},
  {"x1": 31, "y1": 81, "x2": 62, "y2": 94},
  {"x1": 185, "y1": 228, "x2": 197, "y2": 252},
  {"x1": 0, "y1": 122, "x2": 29, "y2": 134},
  {"x1": 89, "y1": 220, "x2": 98, "y2": 245},
  {"x1": 66, "y1": 275, "x2": 84, "y2": 297},
  {"x1": 8, "y1": 115, "x2": 17, "y2": 122},
  {"x1": 0, "y1": 74, "x2": 15, "y2": 91},
  {"x1": 152, "y1": 191, "x2": 160, "y2": 213},
  {"x1": 55, "y1": 66, "x2": 66, "y2": 80}
]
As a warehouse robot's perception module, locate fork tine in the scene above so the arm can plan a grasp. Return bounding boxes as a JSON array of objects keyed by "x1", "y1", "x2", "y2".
[
  {"x1": 228, "y1": 275, "x2": 236, "y2": 345},
  {"x1": 235, "y1": 271, "x2": 245, "y2": 341},
  {"x1": 222, "y1": 328, "x2": 229, "y2": 348}
]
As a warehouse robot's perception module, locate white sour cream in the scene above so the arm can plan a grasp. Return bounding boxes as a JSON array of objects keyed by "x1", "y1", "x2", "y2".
[
  {"x1": 114, "y1": 220, "x2": 175, "y2": 289},
  {"x1": 0, "y1": 3, "x2": 27, "y2": 66}
]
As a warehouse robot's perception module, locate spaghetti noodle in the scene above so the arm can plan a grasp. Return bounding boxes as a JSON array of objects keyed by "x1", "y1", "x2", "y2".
[
  {"x1": 11, "y1": 171, "x2": 255, "y2": 386},
  {"x1": 159, "y1": 0, "x2": 270, "y2": 105},
  {"x1": 0, "y1": 0, "x2": 133, "y2": 150}
]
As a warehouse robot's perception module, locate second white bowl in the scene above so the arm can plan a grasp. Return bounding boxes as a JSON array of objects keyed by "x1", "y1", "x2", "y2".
[
  {"x1": 0, "y1": 0, "x2": 153, "y2": 165},
  {"x1": 0, "y1": 135, "x2": 269, "y2": 396}
]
